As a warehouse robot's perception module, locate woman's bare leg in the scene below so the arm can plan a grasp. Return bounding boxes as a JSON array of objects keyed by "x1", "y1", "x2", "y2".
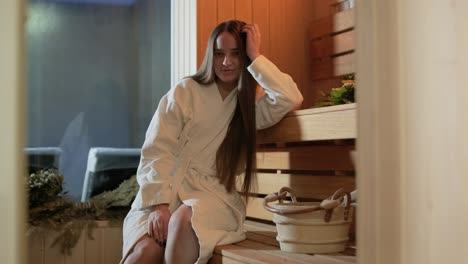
[
  {"x1": 164, "y1": 204, "x2": 199, "y2": 264},
  {"x1": 124, "y1": 235, "x2": 164, "y2": 264}
]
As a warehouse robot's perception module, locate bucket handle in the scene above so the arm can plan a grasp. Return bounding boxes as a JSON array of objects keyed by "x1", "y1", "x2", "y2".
[
  {"x1": 322, "y1": 189, "x2": 352, "y2": 222},
  {"x1": 263, "y1": 187, "x2": 322, "y2": 215},
  {"x1": 263, "y1": 187, "x2": 353, "y2": 222}
]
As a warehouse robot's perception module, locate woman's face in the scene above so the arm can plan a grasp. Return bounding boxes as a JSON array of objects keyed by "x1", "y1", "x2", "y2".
[{"x1": 213, "y1": 31, "x2": 241, "y2": 87}]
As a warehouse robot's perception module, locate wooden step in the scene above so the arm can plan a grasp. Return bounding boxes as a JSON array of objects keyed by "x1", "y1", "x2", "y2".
[{"x1": 209, "y1": 221, "x2": 356, "y2": 264}]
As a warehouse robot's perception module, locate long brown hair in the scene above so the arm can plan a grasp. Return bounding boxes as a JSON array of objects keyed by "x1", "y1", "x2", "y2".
[{"x1": 191, "y1": 20, "x2": 257, "y2": 201}]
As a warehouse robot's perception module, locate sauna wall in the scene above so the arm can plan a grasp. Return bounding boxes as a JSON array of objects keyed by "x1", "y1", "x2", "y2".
[{"x1": 197, "y1": 0, "x2": 344, "y2": 108}]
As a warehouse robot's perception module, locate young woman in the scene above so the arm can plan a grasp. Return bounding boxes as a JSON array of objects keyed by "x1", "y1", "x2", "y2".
[{"x1": 121, "y1": 20, "x2": 303, "y2": 264}]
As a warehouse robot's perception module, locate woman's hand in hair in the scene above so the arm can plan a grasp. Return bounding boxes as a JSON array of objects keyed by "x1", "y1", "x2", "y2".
[
  {"x1": 242, "y1": 23, "x2": 261, "y2": 61},
  {"x1": 147, "y1": 203, "x2": 171, "y2": 247}
]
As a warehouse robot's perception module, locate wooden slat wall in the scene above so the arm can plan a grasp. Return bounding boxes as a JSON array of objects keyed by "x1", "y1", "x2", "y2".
[
  {"x1": 310, "y1": 5, "x2": 355, "y2": 104},
  {"x1": 28, "y1": 221, "x2": 123, "y2": 264},
  {"x1": 197, "y1": 0, "x2": 336, "y2": 108},
  {"x1": 257, "y1": 145, "x2": 354, "y2": 171},
  {"x1": 249, "y1": 144, "x2": 356, "y2": 222},
  {"x1": 246, "y1": 104, "x2": 356, "y2": 222},
  {"x1": 197, "y1": 0, "x2": 218, "y2": 65},
  {"x1": 252, "y1": 173, "x2": 355, "y2": 199}
]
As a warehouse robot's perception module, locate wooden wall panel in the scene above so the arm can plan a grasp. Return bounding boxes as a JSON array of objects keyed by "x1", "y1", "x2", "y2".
[
  {"x1": 310, "y1": 6, "x2": 354, "y2": 39},
  {"x1": 28, "y1": 232, "x2": 44, "y2": 264},
  {"x1": 196, "y1": 0, "x2": 355, "y2": 109},
  {"x1": 235, "y1": 0, "x2": 252, "y2": 23},
  {"x1": 285, "y1": 0, "x2": 303, "y2": 99},
  {"x1": 64, "y1": 231, "x2": 85, "y2": 264},
  {"x1": 197, "y1": 0, "x2": 324, "y2": 108},
  {"x1": 84, "y1": 228, "x2": 103, "y2": 263},
  {"x1": 287, "y1": 0, "x2": 315, "y2": 108},
  {"x1": 311, "y1": 53, "x2": 355, "y2": 80},
  {"x1": 217, "y1": 0, "x2": 235, "y2": 23},
  {"x1": 267, "y1": 0, "x2": 286, "y2": 71},
  {"x1": 101, "y1": 225, "x2": 124, "y2": 263},
  {"x1": 246, "y1": 197, "x2": 274, "y2": 221},
  {"x1": 248, "y1": 173, "x2": 356, "y2": 199},
  {"x1": 311, "y1": 31, "x2": 355, "y2": 59},
  {"x1": 197, "y1": 0, "x2": 218, "y2": 66},
  {"x1": 252, "y1": 0, "x2": 270, "y2": 58},
  {"x1": 313, "y1": 0, "x2": 333, "y2": 20},
  {"x1": 309, "y1": 5, "x2": 355, "y2": 105},
  {"x1": 28, "y1": 222, "x2": 123, "y2": 264},
  {"x1": 43, "y1": 230, "x2": 64, "y2": 263},
  {"x1": 257, "y1": 145, "x2": 355, "y2": 171}
]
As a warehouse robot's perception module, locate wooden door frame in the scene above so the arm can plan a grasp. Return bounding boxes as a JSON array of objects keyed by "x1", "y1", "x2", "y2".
[
  {"x1": 171, "y1": 0, "x2": 197, "y2": 87},
  {"x1": 356, "y1": 0, "x2": 468, "y2": 263},
  {"x1": 0, "y1": 0, "x2": 26, "y2": 263}
]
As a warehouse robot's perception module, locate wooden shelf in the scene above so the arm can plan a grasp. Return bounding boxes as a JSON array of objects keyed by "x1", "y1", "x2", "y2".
[{"x1": 257, "y1": 103, "x2": 357, "y2": 144}]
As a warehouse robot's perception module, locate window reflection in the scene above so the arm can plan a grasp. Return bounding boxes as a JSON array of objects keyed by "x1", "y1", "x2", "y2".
[{"x1": 26, "y1": 0, "x2": 170, "y2": 200}]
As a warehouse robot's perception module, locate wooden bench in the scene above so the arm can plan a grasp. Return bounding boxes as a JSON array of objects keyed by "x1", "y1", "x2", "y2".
[{"x1": 210, "y1": 103, "x2": 357, "y2": 264}]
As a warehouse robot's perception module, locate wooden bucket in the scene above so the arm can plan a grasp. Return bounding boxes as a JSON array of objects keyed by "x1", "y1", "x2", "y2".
[{"x1": 263, "y1": 187, "x2": 354, "y2": 254}]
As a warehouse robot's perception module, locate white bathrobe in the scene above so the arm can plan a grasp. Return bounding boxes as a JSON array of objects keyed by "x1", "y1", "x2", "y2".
[{"x1": 121, "y1": 55, "x2": 303, "y2": 264}]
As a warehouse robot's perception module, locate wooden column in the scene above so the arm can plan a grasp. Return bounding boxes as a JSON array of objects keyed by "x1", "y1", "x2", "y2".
[
  {"x1": 357, "y1": 0, "x2": 468, "y2": 263},
  {"x1": 0, "y1": 0, "x2": 26, "y2": 263}
]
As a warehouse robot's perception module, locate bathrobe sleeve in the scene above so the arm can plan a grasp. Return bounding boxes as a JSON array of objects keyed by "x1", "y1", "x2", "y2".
[
  {"x1": 247, "y1": 55, "x2": 304, "y2": 130},
  {"x1": 134, "y1": 79, "x2": 193, "y2": 210}
]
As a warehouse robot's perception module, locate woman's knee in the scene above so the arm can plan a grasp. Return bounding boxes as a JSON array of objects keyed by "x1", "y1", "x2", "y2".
[
  {"x1": 168, "y1": 205, "x2": 193, "y2": 231},
  {"x1": 165, "y1": 205, "x2": 199, "y2": 263},
  {"x1": 126, "y1": 236, "x2": 163, "y2": 263}
]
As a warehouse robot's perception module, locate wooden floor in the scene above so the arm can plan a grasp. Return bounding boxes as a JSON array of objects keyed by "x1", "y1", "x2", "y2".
[{"x1": 209, "y1": 220, "x2": 356, "y2": 264}]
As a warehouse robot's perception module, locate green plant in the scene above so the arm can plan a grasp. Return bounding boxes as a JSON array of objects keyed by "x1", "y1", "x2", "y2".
[
  {"x1": 28, "y1": 168, "x2": 64, "y2": 208},
  {"x1": 27, "y1": 169, "x2": 138, "y2": 254},
  {"x1": 316, "y1": 74, "x2": 355, "y2": 107}
]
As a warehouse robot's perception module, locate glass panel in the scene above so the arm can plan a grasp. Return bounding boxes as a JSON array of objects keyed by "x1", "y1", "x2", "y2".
[{"x1": 26, "y1": 0, "x2": 170, "y2": 200}]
